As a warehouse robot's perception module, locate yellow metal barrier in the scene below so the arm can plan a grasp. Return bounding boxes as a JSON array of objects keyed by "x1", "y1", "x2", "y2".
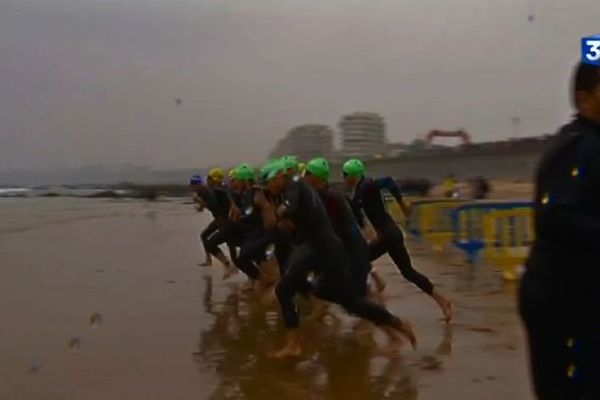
[
  {"x1": 384, "y1": 196, "x2": 535, "y2": 282},
  {"x1": 417, "y1": 200, "x2": 464, "y2": 250},
  {"x1": 483, "y1": 208, "x2": 534, "y2": 281},
  {"x1": 387, "y1": 198, "x2": 464, "y2": 250},
  {"x1": 452, "y1": 201, "x2": 533, "y2": 265}
]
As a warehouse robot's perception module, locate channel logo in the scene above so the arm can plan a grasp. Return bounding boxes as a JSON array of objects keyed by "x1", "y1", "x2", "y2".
[{"x1": 582, "y1": 35, "x2": 600, "y2": 66}]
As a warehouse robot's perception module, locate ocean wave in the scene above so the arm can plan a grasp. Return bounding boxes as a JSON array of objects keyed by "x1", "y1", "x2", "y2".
[{"x1": 0, "y1": 188, "x2": 32, "y2": 197}]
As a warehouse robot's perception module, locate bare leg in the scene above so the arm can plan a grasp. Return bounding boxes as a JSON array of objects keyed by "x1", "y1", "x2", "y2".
[
  {"x1": 432, "y1": 289, "x2": 453, "y2": 324},
  {"x1": 199, "y1": 253, "x2": 213, "y2": 267},
  {"x1": 200, "y1": 221, "x2": 220, "y2": 266},
  {"x1": 380, "y1": 325, "x2": 405, "y2": 353},
  {"x1": 389, "y1": 317, "x2": 418, "y2": 350},
  {"x1": 370, "y1": 268, "x2": 387, "y2": 293},
  {"x1": 213, "y1": 250, "x2": 237, "y2": 280}
]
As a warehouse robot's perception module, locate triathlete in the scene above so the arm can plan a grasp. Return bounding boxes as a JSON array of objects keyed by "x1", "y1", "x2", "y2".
[
  {"x1": 342, "y1": 158, "x2": 452, "y2": 323},
  {"x1": 266, "y1": 160, "x2": 417, "y2": 358}
]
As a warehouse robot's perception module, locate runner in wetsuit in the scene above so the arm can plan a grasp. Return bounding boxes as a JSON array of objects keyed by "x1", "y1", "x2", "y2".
[
  {"x1": 200, "y1": 167, "x2": 247, "y2": 279},
  {"x1": 190, "y1": 172, "x2": 220, "y2": 265},
  {"x1": 204, "y1": 164, "x2": 291, "y2": 284},
  {"x1": 217, "y1": 164, "x2": 279, "y2": 284},
  {"x1": 303, "y1": 157, "x2": 370, "y2": 297},
  {"x1": 196, "y1": 168, "x2": 235, "y2": 270},
  {"x1": 343, "y1": 159, "x2": 453, "y2": 323},
  {"x1": 266, "y1": 160, "x2": 417, "y2": 358},
  {"x1": 266, "y1": 156, "x2": 304, "y2": 274}
]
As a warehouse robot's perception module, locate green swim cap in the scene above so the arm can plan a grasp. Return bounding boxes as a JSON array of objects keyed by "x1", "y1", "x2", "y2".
[
  {"x1": 342, "y1": 159, "x2": 365, "y2": 177},
  {"x1": 281, "y1": 155, "x2": 299, "y2": 171},
  {"x1": 235, "y1": 163, "x2": 255, "y2": 182},
  {"x1": 260, "y1": 162, "x2": 276, "y2": 182},
  {"x1": 306, "y1": 157, "x2": 330, "y2": 181},
  {"x1": 265, "y1": 159, "x2": 287, "y2": 181}
]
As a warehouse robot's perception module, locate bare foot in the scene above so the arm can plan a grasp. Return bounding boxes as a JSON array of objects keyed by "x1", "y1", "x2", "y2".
[
  {"x1": 390, "y1": 318, "x2": 417, "y2": 350},
  {"x1": 401, "y1": 320, "x2": 418, "y2": 350},
  {"x1": 222, "y1": 265, "x2": 238, "y2": 281},
  {"x1": 436, "y1": 326, "x2": 453, "y2": 356},
  {"x1": 269, "y1": 343, "x2": 302, "y2": 359},
  {"x1": 269, "y1": 345, "x2": 302, "y2": 359},
  {"x1": 377, "y1": 325, "x2": 406, "y2": 356},
  {"x1": 269, "y1": 330, "x2": 302, "y2": 359}
]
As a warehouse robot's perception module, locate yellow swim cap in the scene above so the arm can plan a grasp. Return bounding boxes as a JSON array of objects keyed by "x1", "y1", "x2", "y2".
[
  {"x1": 228, "y1": 168, "x2": 236, "y2": 180},
  {"x1": 208, "y1": 167, "x2": 225, "y2": 182}
]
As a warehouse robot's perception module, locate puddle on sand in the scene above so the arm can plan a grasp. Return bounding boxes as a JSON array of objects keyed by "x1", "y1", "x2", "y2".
[{"x1": 193, "y1": 280, "x2": 437, "y2": 400}]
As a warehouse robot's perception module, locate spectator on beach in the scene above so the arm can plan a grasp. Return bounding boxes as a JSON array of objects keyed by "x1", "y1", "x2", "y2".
[
  {"x1": 519, "y1": 62, "x2": 600, "y2": 400},
  {"x1": 443, "y1": 174, "x2": 458, "y2": 198},
  {"x1": 470, "y1": 176, "x2": 490, "y2": 199}
]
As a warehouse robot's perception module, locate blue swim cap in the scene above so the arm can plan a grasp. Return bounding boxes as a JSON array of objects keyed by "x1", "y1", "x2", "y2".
[{"x1": 189, "y1": 175, "x2": 203, "y2": 185}]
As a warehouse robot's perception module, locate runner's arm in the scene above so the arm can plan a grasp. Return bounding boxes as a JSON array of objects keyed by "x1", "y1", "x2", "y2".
[{"x1": 375, "y1": 177, "x2": 411, "y2": 216}]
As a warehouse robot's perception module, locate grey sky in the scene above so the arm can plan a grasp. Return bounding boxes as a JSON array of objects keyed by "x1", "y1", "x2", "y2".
[{"x1": 1, "y1": 0, "x2": 599, "y2": 171}]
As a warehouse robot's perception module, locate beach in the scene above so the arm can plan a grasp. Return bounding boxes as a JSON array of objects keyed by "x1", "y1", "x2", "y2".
[{"x1": 0, "y1": 198, "x2": 532, "y2": 399}]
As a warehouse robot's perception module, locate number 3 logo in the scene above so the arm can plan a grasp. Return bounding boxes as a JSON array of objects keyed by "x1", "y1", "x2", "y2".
[{"x1": 585, "y1": 40, "x2": 600, "y2": 62}]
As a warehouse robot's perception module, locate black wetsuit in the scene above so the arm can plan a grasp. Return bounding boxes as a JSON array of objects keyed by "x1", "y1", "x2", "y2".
[
  {"x1": 349, "y1": 176, "x2": 434, "y2": 295},
  {"x1": 202, "y1": 188, "x2": 245, "y2": 262},
  {"x1": 197, "y1": 185, "x2": 231, "y2": 258},
  {"x1": 205, "y1": 187, "x2": 291, "y2": 280},
  {"x1": 519, "y1": 115, "x2": 600, "y2": 400},
  {"x1": 275, "y1": 180, "x2": 396, "y2": 329},
  {"x1": 317, "y1": 185, "x2": 371, "y2": 297}
]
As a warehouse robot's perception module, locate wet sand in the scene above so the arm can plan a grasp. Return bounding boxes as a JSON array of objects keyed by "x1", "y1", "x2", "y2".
[{"x1": 0, "y1": 198, "x2": 533, "y2": 399}]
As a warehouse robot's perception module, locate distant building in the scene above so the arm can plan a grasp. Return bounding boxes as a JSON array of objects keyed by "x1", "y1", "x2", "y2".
[
  {"x1": 339, "y1": 112, "x2": 387, "y2": 159},
  {"x1": 269, "y1": 124, "x2": 334, "y2": 161}
]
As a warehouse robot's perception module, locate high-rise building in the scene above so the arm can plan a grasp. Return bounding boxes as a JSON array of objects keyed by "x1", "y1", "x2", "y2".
[
  {"x1": 268, "y1": 124, "x2": 334, "y2": 161},
  {"x1": 339, "y1": 112, "x2": 387, "y2": 158}
]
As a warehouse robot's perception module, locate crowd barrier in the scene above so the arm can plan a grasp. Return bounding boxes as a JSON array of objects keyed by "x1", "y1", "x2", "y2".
[
  {"x1": 405, "y1": 199, "x2": 465, "y2": 250},
  {"x1": 384, "y1": 196, "x2": 535, "y2": 281},
  {"x1": 451, "y1": 201, "x2": 533, "y2": 265},
  {"x1": 483, "y1": 208, "x2": 534, "y2": 281}
]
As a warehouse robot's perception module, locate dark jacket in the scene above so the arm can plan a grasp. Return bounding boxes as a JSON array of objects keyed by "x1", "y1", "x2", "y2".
[{"x1": 526, "y1": 115, "x2": 600, "y2": 298}]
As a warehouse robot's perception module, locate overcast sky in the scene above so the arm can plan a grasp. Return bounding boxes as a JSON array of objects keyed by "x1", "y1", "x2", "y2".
[{"x1": 1, "y1": 0, "x2": 599, "y2": 171}]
